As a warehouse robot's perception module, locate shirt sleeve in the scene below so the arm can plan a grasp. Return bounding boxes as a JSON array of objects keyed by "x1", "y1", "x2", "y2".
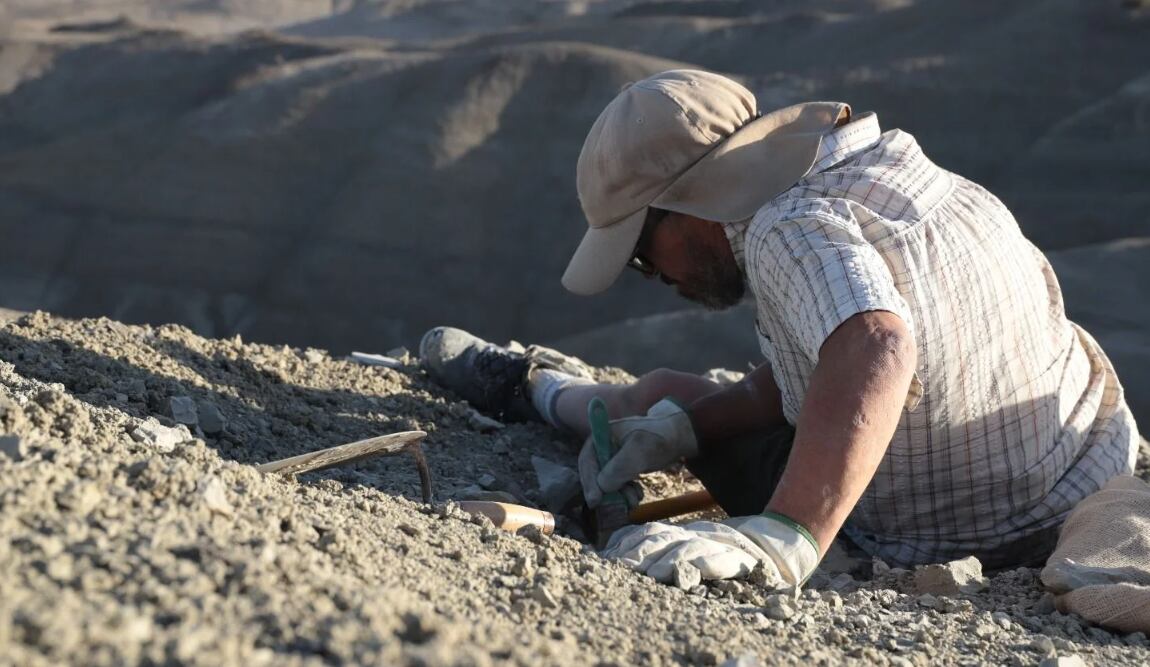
[{"x1": 749, "y1": 204, "x2": 923, "y2": 410}]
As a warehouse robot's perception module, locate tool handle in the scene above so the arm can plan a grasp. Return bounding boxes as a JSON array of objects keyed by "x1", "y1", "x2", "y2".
[
  {"x1": 629, "y1": 489, "x2": 717, "y2": 523},
  {"x1": 457, "y1": 501, "x2": 555, "y2": 534},
  {"x1": 587, "y1": 397, "x2": 628, "y2": 508}
]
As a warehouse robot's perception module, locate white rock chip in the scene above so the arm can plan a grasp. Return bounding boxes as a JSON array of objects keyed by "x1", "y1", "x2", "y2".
[
  {"x1": 348, "y1": 352, "x2": 403, "y2": 368},
  {"x1": 672, "y1": 562, "x2": 701, "y2": 591},
  {"x1": 530, "y1": 455, "x2": 579, "y2": 512},
  {"x1": 914, "y1": 555, "x2": 988, "y2": 595},
  {"x1": 1039, "y1": 656, "x2": 1087, "y2": 667},
  {"x1": 129, "y1": 419, "x2": 192, "y2": 454},
  {"x1": 720, "y1": 653, "x2": 764, "y2": 667},
  {"x1": 199, "y1": 476, "x2": 234, "y2": 517}
]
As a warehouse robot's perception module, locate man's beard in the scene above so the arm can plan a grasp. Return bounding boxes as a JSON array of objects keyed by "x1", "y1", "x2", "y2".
[{"x1": 675, "y1": 243, "x2": 746, "y2": 310}]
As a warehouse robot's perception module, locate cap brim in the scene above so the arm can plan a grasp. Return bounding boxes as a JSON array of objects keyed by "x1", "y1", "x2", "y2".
[
  {"x1": 654, "y1": 101, "x2": 849, "y2": 222},
  {"x1": 561, "y1": 206, "x2": 647, "y2": 295}
]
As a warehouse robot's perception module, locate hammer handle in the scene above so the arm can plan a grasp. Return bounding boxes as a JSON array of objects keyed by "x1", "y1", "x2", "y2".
[{"x1": 628, "y1": 489, "x2": 717, "y2": 523}]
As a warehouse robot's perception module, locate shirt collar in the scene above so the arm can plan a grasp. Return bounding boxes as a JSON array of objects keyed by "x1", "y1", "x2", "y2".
[
  {"x1": 809, "y1": 111, "x2": 881, "y2": 173},
  {"x1": 721, "y1": 111, "x2": 882, "y2": 273}
]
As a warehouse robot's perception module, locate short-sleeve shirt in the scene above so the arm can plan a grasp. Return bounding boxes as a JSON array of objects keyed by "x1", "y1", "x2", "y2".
[{"x1": 727, "y1": 112, "x2": 1140, "y2": 566}]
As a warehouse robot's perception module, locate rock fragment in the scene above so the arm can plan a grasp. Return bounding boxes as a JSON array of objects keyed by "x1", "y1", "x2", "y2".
[
  {"x1": 529, "y1": 583, "x2": 559, "y2": 609},
  {"x1": 913, "y1": 555, "x2": 988, "y2": 595},
  {"x1": 199, "y1": 476, "x2": 233, "y2": 517},
  {"x1": 1030, "y1": 635, "x2": 1056, "y2": 656},
  {"x1": 0, "y1": 434, "x2": 25, "y2": 461},
  {"x1": 530, "y1": 455, "x2": 579, "y2": 512},
  {"x1": 763, "y1": 594, "x2": 795, "y2": 621},
  {"x1": 1039, "y1": 656, "x2": 1086, "y2": 667},
  {"x1": 196, "y1": 400, "x2": 226, "y2": 435},
  {"x1": 720, "y1": 654, "x2": 763, "y2": 667},
  {"x1": 129, "y1": 419, "x2": 191, "y2": 454},
  {"x1": 168, "y1": 396, "x2": 198, "y2": 426},
  {"x1": 467, "y1": 409, "x2": 504, "y2": 432},
  {"x1": 672, "y1": 562, "x2": 701, "y2": 591},
  {"x1": 56, "y1": 481, "x2": 102, "y2": 515}
]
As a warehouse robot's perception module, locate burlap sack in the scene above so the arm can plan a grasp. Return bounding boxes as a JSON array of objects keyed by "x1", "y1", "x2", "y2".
[{"x1": 1040, "y1": 475, "x2": 1150, "y2": 633}]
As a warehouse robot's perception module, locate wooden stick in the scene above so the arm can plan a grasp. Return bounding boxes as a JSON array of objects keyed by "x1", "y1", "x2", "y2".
[
  {"x1": 256, "y1": 430, "x2": 428, "y2": 476},
  {"x1": 628, "y1": 489, "x2": 717, "y2": 524}
]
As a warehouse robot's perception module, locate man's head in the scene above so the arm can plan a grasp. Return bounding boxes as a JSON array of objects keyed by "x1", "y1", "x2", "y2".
[
  {"x1": 630, "y1": 207, "x2": 745, "y2": 310},
  {"x1": 562, "y1": 69, "x2": 847, "y2": 300}
]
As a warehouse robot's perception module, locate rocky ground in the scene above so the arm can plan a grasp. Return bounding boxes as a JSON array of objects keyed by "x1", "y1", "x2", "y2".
[{"x1": 2, "y1": 312, "x2": 1148, "y2": 666}]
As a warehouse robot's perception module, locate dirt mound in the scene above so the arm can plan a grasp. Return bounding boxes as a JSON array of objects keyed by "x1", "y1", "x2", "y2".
[
  {"x1": 0, "y1": 30, "x2": 688, "y2": 354},
  {"x1": 2, "y1": 312, "x2": 1149, "y2": 665},
  {"x1": 2, "y1": 1, "x2": 1148, "y2": 360}
]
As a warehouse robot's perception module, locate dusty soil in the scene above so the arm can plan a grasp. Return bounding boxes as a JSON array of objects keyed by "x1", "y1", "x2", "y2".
[{"x1": 2, "y1": 312, "x2": 1148, "y2": 666}]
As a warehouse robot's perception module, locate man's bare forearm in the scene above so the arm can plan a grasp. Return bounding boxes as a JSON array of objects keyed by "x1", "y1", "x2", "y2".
[
  {"x1": 686, "y1": 363, "x2": 786, "y2": 446},
  {"x1": 766, "y1": 310, "x2": 916, "y2": 554}
]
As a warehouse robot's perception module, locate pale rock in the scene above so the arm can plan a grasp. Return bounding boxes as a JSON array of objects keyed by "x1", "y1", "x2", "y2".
[
  {"x1": 531, "y1": 455, "x2": 580, "y2": 512},
  {"x1": 56, "y1": 481, "x2": 102, "y2": 515},
  {"x1": 720, "y1": 653, "x2": 763, "y2": 667},
  {"x1": 914, "y1": 555, "x2": 988, "y2": 596},
  {"x1": 511, "y1": 553, "x2": 534, "y2": 577},
  {"x1": 672, "y1": 562, "x2": 701, "y2": 591},
  {"x1": 1031, "y1": 635, "x2": 1056, "y2": 656},
  {"x1": 917, "y1": 593, "x2": 940, "y2": 609},
  {"x1": 199, "y1": 476, "x2": 234, "y2": 517},
  {"x1": 129, "y1": 419, "x2": 191, "y2": 454},
  {"x1": 763, "y1": 594, "x2": 795, "y2": 621},
  {"x1": 467, "y1": 409, "x2": 504, "y2": 432},
  {"x1": 477, "y1": 473, "x2": 499, "y2": 489},
  {"x1": 530, "y1": 583, "x2": 559, "y2": 609},
  {"x1": 1039, "y1": 657, "x2": 1086, "y2": 667},
  {"x1": 348, "y1": 351, "x2": 403, "y2": 368},
  {"x1": 820, "y1": 590, "x2": 844, "y2": 610}
]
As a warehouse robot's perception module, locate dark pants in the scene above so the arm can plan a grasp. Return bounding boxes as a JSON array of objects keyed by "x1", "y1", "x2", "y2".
[
  {"x1": 684, "y1": 425, "x2": 795, "y2": 517},
  {"x1": 685, "y1": 424, "x2": 1060, "y2": 570}
]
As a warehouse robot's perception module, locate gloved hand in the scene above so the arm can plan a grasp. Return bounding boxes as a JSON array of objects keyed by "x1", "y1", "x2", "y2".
[
  {"x1": 601, "y1": 512, "x2": 821, "y2": 591},
  {"x1": 578, "y1": 398, "x2": 698, "y2": 508}
]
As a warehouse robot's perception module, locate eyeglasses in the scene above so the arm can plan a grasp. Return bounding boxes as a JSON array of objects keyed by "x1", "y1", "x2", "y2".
[
  {"x1": 626, "y1": 208, "x2": 668, "y2": 279},
  {"x1": 627, "y1": 253, "x2": 659, "y2": 279}
]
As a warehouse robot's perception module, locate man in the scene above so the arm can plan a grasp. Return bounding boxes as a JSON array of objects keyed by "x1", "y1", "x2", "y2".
[{"x1": 421, "y1": 70, "x2": 1139, "y2": 589}]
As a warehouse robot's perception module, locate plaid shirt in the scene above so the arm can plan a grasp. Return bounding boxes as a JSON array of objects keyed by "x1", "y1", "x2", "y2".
[{"x1": 728, "y1": 112, "x2": 1140, "y2": 566}]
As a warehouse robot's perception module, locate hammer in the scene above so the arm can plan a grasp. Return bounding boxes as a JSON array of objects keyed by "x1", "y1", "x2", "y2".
[
  {"x1": 583, "y1": 397, "x2": 720, "y2": 548},
  {"x1": 458, "y1": 489, "x2": 717, "y2": 538}
]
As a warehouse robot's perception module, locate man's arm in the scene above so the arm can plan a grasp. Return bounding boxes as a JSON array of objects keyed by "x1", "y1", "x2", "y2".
[
  {"x1": 686, "y1": 362, "x2": 786, "y2": 445},
  {"x1": 766, "y1": 309, "x2": 917, "y2": 554}
]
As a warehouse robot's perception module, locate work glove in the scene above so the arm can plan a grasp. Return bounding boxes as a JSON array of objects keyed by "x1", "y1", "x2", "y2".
[
  {"x1": 578, "y1": 398, "x2": 698, "y2": 508},
  {"x1": 601, "y1": 512, "x2": 821, "y2": 591}
]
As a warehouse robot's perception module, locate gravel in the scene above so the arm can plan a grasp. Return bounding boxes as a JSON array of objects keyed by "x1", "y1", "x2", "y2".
[{"x1": 0, "y1": 312, "x2": 1147, "y2": 665}]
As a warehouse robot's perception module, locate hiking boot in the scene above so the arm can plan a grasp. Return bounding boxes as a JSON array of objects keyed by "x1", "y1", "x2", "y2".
[
  {"x1": 419, "y1": 327, "x2": 537, "y2": 422},
  {"x1": 419, "y1": 327, "x2": 598, "y2": 423}
]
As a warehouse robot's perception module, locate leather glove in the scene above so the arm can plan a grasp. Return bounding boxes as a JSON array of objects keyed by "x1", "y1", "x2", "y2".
[
  {"x1": 601, "y1": 512, "x2": 821, "y2": 591},
  {"x1": 578, "y1": 398, "x2": 698, "y2": 508}
]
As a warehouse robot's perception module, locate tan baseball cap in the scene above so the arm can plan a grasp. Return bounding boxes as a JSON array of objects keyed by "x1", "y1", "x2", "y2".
[{"x1": 563, "y1": 69, "x2": 848, "y2": 295}]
